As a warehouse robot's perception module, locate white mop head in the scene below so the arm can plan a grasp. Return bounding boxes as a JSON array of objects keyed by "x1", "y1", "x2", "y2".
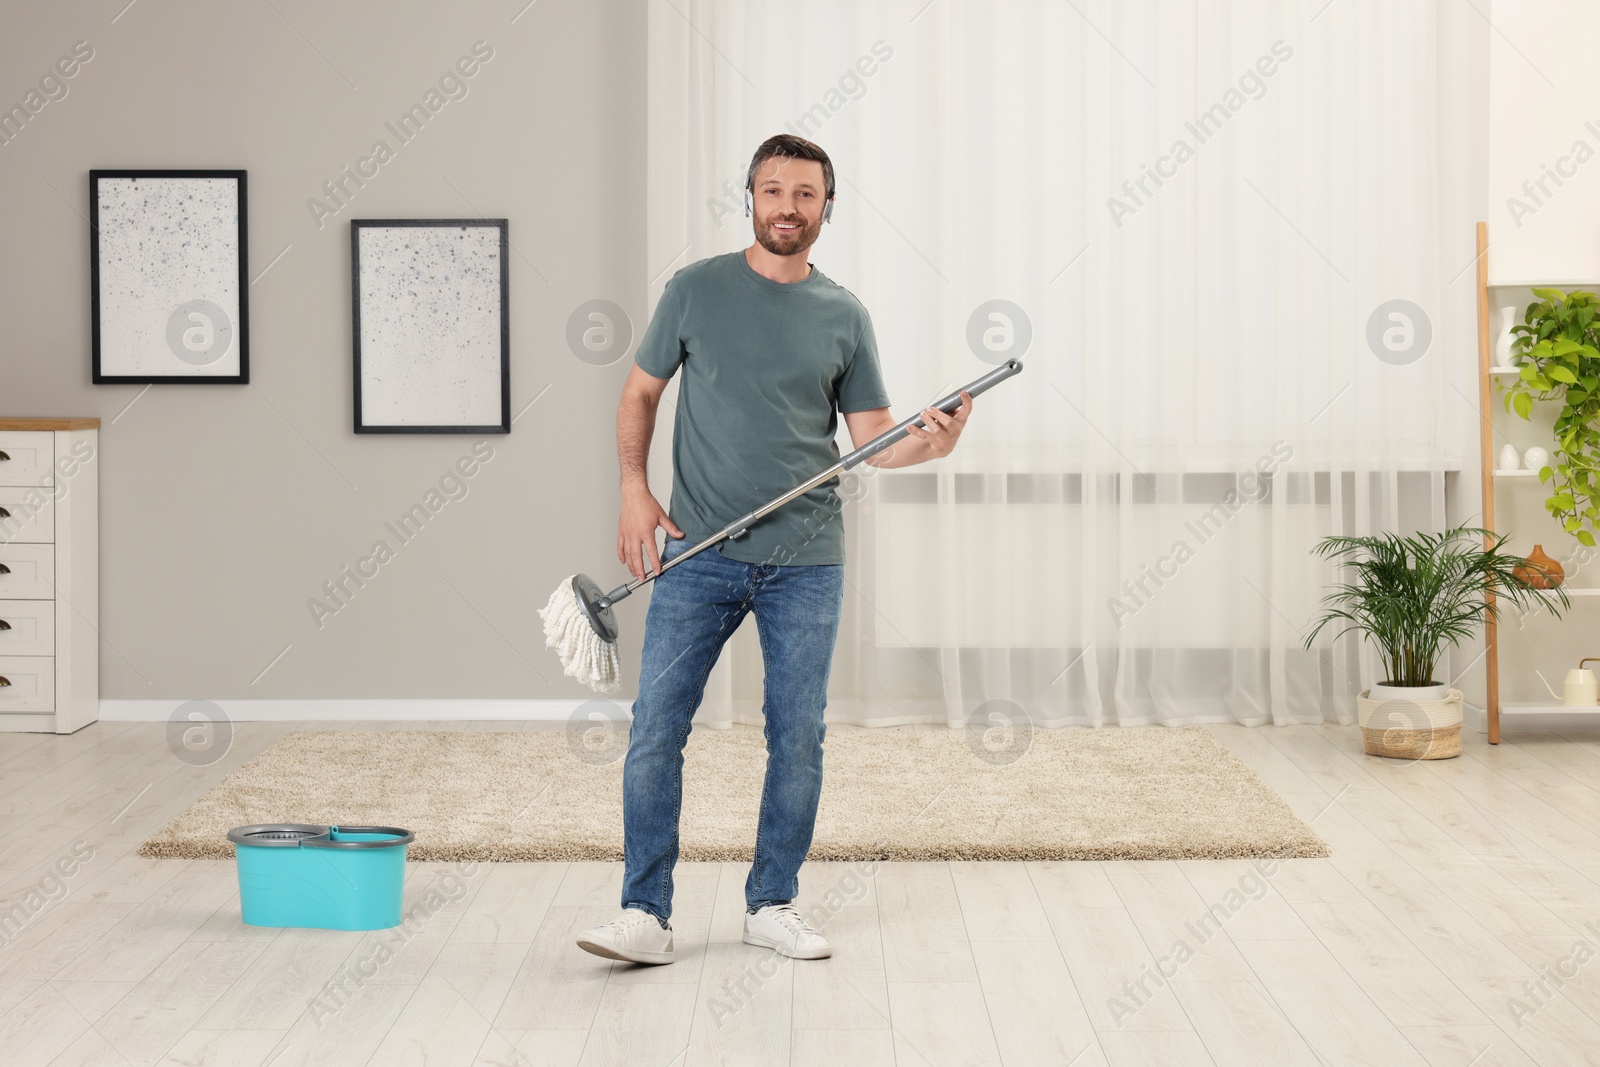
[{"x1": 538, "y1": 576, "x2": 622, "y2": 693}]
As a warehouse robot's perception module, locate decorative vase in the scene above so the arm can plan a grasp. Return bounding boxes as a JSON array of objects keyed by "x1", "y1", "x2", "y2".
[
  {"x1": 1357, "y1": 685, "x2": 1461, "y2": 759},
  {"x1": 1494, "y1": 306, "x2": 1519, "y2": 368},
  {"x1": 1497, "y1": 443, "x2": 1523, "y2": 471},
  {"x1": 1523, "y1": 445, "x2": 1551, "y2": 471},
  {"x1": 1514, "y1": 544, "x2": 1564, "y2": 588}
]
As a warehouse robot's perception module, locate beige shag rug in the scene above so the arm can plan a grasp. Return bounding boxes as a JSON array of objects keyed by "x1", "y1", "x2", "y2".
[{"x1": 138, "y1": 725, "x2": 1329, "y2": 862}]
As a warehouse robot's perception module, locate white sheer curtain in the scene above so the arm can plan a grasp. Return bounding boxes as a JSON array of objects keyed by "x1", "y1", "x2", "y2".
[{"x1": 644, "y1": 0, "x2": 1482, "y2": 730}]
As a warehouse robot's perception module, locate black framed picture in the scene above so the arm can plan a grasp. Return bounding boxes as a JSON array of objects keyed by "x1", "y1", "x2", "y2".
[
  {"x1": 351, "y1": 218, "x2": 510, "y2": 434},
  {"x1": 90, "y1": 169, "x2": 248, "y2": 384}
]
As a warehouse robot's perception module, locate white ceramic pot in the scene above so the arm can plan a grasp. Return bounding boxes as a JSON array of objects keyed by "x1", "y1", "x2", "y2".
[
  {"x1": 1497, "y1": 443, "x2": 1523, "y2": 471},
  {"x1": 1523, "y1": 446, "x2": 1551, "y2": 471}
]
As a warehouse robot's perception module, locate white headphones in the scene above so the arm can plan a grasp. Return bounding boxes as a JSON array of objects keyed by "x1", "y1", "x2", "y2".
[{"x1": 745, "y1": 162, "x2": 835, "y2": 223}]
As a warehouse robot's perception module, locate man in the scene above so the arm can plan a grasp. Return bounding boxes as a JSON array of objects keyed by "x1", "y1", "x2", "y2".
[{"x1": 576, "y1": 134, "x2": 973, "y2": 965}]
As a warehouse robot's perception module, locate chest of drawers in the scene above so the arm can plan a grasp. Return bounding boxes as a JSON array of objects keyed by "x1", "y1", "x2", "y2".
[{"x1": 0, "y1": 418, "x2": 99, "y2": 733}]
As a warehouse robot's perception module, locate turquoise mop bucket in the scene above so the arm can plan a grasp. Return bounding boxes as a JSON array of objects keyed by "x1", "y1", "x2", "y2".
[{"x1": 228, "y1": 823, "x2": 414, "y2": 931}]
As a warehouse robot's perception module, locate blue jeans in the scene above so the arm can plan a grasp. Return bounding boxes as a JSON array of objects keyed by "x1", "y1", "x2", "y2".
[{"x1": 621, "y1": 535, "x2": 844, "y2": 926}]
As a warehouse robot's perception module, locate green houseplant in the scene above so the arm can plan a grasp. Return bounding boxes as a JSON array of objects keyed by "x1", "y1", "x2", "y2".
[
  {"x1": 1502, "y1": 288, "x2": 1600, "y2": 548},
  {"x1": 1303, "y1": 525, "x2": 1568, "y2": 758}
]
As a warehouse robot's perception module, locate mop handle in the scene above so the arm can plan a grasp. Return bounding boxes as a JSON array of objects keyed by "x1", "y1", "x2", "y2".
[
  {"x1": 601, "y1": 358, "x2": 1024, "y2": 605},
  {"x1": 839, "y1": 358, "x2": 1023, "y2": 470}
]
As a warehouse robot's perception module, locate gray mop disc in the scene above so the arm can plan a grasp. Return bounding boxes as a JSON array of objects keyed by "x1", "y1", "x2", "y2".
[{"x1": 573, "y1": 573, "x2": 618, "y2": 643}]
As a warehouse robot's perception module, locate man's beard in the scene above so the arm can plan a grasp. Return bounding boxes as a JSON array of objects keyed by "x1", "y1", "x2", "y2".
[{"x1": 754, "y1": 211, "x2": 822, "y2": 258}]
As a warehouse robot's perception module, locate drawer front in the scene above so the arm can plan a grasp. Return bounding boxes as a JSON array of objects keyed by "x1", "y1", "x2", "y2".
[
  {"x1": 0, "y1": 486, "x2": 55, "y2": 544},
  {"x1": 0, "y1": 656, "x2": 53, "y2": 713},
  {"x1": 0, "y1": 600, "x2": 54, "y2": 656},
  {"x1": 0, "y1": 544, "x2": 54, "y2": 599},
  {"x1": 0, "y1": 432, "x2": 53, "y2": 487}
]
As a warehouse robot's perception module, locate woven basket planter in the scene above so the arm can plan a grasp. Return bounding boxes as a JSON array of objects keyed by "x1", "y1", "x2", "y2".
[{"x1": 1356, "y1": 687, "x2": 1462, "y2": 760}]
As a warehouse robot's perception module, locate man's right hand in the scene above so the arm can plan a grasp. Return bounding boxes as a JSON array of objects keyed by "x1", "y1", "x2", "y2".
[{"x1": 618, "y1": 484, "x2": 687, "y2": 582}]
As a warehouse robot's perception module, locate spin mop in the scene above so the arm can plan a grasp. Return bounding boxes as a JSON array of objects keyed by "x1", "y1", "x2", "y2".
[{"x1": 539, "y1": 359, "x2": 1025, "y2": 691}]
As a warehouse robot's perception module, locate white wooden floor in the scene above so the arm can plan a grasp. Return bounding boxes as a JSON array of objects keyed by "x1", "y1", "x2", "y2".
[{"x1": 2, "y1": 719, "x2": 1600, "y2": 1066}]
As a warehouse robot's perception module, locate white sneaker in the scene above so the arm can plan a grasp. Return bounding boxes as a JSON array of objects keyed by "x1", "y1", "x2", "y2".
[
  {"x1": 575, "y1": 908, "x2": 674, "y2": 965},
  {"x1": 742, "y1": 901, "x2": 833, "y2": 959}
]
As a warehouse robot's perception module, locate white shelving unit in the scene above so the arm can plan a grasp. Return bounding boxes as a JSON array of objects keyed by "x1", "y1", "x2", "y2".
[{"x1": 1475, "y1": 222, "x2": 1600, "y2": 740}]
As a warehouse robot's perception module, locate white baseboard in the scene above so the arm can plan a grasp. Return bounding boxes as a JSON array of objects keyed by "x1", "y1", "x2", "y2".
[{"x1": 98, "y1": 699, "x2": 612, "y2": 722}]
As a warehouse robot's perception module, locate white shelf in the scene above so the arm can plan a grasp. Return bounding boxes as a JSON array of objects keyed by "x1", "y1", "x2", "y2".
[
  {"x1": 1533, "y1": 587, "x2": 1600, "y2": 597},
  {"x1": 1488, "y1": 367, "x2": 1522, "y2": 376},
  {"x1": 1504, "y1": 702, "x2": 1600, "y2": 712},
  {"x1": 1492, "y1": 469, "x2": 1539, "y2": 477},
  {"x1": 1500, "y1": 703, "x2": 1600, "y2": 730},
  {"x1": 1489, "y1": 280, "x2": 1600, "y2": 289}
]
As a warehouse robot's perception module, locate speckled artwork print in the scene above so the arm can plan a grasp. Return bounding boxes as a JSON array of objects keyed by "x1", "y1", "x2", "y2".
[
  {"x1": 96, "y1": 176, "x2": 241, "y2": 376},
  {"x1": 357, "y1": 225, "x2": 503, "y2": 427}
]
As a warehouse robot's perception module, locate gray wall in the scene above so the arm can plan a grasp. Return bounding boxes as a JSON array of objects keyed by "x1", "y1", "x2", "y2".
[{"x1": 1, "y1": 1, "x2": 647, "y2": 700}]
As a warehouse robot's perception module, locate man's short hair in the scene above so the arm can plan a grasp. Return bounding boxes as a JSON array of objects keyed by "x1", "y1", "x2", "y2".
[{"x1": 745, "y1": 134, "x2": 835, "y2": 200}]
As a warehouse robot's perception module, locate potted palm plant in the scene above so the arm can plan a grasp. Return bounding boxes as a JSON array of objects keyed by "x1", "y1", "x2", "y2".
[{"x1": 1303, "y1": 524, "x2": 1568, "y2": 759}]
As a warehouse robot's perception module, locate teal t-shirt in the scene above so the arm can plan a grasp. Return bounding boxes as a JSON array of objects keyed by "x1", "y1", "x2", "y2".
[{"x1": 634, "y1": 250, "x2": 891, "y2": 566}]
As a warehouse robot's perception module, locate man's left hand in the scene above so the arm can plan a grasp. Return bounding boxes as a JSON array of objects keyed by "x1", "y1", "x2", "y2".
[{"x1": 905, "y1": 389, "x2": 972, "y2": 458}]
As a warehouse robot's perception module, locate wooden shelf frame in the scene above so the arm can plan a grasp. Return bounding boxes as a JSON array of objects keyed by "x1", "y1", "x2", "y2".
[{"x1": 1476, "y1": 222, "x2": 1502, "y2": 743}]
